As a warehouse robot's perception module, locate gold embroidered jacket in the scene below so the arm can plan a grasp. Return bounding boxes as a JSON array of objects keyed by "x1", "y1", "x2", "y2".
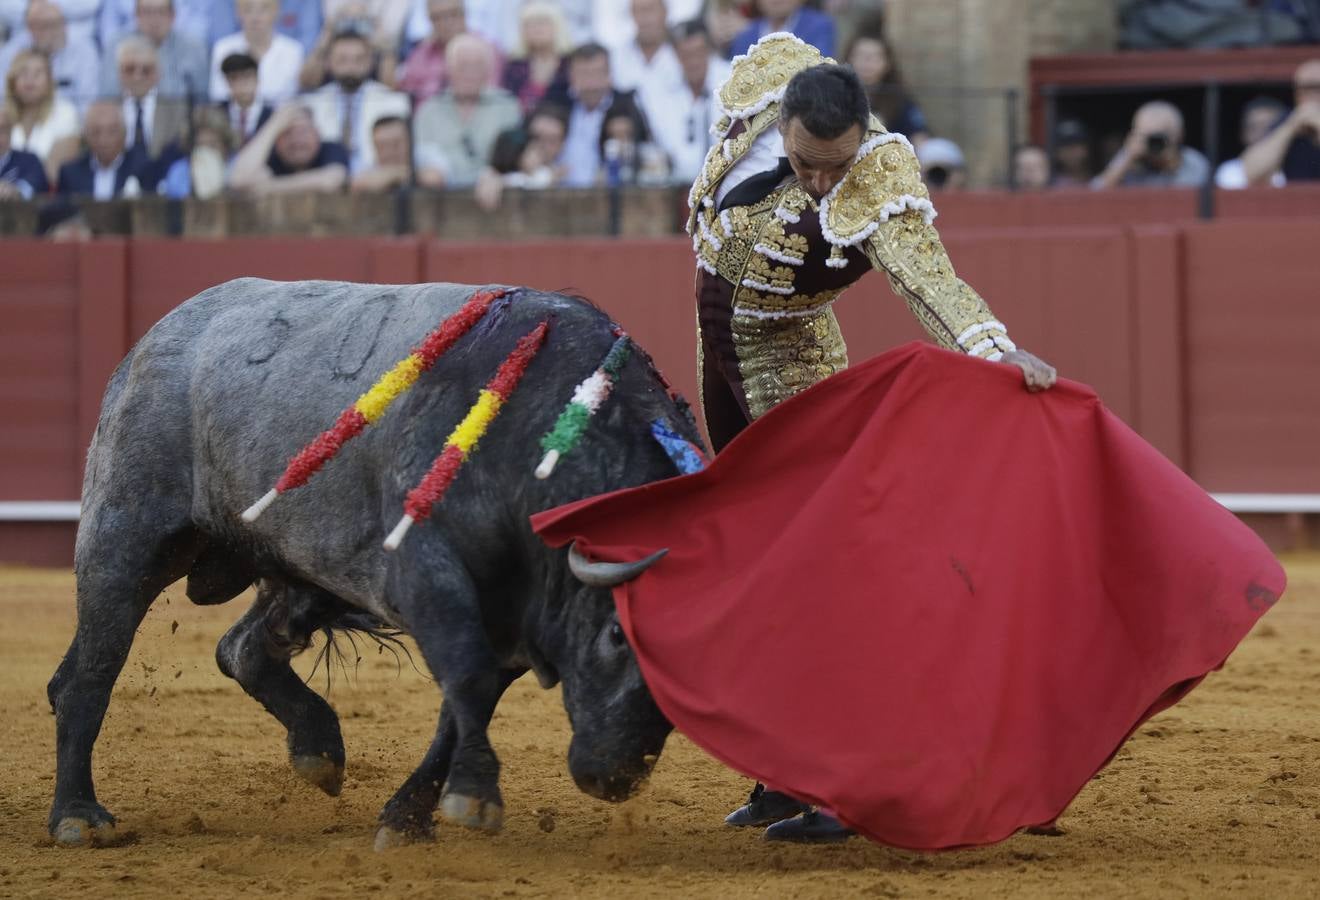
[{"x1": 688, "y1": 34, "x2": 1015, "y2": 418}]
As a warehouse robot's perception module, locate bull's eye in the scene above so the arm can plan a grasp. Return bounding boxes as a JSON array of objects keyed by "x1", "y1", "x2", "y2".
[{"x1": 608, "y1": 622, "x2": 626, "y2": 647}]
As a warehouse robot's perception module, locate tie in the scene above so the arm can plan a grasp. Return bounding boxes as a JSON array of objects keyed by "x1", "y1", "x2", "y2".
[
  {"x1": 340, "y1": 96, "x2": 354, "y2": 153},
  {"x1": 718, "y1": 156, "x2": 794, "y2": 212},
  {"x1": 133, "y1": 100, "x2": 147, "y2": 152},
  {"x1": 238, "y1": 105, "x2": 248, "y2": 138}
]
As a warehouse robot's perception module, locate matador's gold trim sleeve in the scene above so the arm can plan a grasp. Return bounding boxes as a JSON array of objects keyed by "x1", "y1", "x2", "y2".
[{"x1": 845, "y1": 139, "x2": 1016, "y2": 361}]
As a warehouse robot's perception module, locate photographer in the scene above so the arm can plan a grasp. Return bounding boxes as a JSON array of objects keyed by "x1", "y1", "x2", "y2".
[
  {"x1": 1092, "y1": 100, "x2": 1208, "y2": 190},
  {"x1": 1239, "y1": 58, "x2": 1320, "y2": 186}
]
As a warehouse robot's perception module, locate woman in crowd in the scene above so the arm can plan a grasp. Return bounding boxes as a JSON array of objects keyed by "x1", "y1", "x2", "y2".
[
  {"x1": 159, "y1": 108, "x2": 238, "y2": 200},
  {"x1": 4, "y1": 48, "x2": 80, "y2": 184},
  {"x1": 501, "y1": 1, "x2": 571, "y2": 116},
  {"x1": 843, "y1": 27, "x2": 929, "y2": 144}
]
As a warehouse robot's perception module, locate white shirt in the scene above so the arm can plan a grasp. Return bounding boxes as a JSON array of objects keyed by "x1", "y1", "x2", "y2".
[
  {"x1": 1214, "y1": 157, "x2": 1286, "y2": 189},
  {"x1": 92, "y1": 154, "x2": 124, "y2": 201},
  {"x1": 9, "y1": 94, "x2": 80, "y2": 162},
  {"x1": 609, "y1": 39, "x2": 682, "y2": 99},
  {"x1": 209, "y1": 32, "x2": 305, "y2": 103},
  {"x1": 641, "y1": 54, "x2": 729, "y2": 184},
  {"x1": 715, "y1": 123, "x2": 786, "y2": 207},
  {"x1": 123, "y1": 91, "x2": 157, "y2": 152}
]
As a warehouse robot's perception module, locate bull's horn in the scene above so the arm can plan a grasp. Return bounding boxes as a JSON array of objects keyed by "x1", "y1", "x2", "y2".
[{"x1": 568, "y1": 542, "x2": 668, "y2": 588}]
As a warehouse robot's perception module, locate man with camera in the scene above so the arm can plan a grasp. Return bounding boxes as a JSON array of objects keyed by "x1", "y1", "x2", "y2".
[
  {"x1": 1239, "y1": 58, "x2": 1320, "y2": 186},
  {"x1": 1092, "y1": 100, "x2": 1209, "y2": 189}
]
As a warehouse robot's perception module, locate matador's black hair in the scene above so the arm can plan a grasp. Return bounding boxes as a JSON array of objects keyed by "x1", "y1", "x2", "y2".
[{"x1": 781, "y1": 64, "x2": 871, "y2": 139}]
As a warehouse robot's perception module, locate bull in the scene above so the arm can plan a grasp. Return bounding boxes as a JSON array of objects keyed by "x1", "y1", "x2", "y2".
[{"x1": 47, "y1": 280, "x2": 697, "y2": 849}]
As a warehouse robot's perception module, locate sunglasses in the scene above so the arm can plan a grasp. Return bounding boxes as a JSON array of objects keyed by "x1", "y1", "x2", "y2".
[{"x1": 120, "y1": 63, "x2": 158, "y2": 74}]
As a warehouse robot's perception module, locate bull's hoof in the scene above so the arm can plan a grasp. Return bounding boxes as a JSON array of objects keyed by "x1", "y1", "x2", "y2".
[
  {"x1": 53, "y1": 817, "x2": 117, "y2": 847},
  {"x1": 373, "y1": 824, "x2": 431, "y2": 852},
  {"x1": 292, "y1": 754, "x2": 344, "y2": 796},
  {"x1": 440, "y1": 793, "x2": 504, "y2": 833}
]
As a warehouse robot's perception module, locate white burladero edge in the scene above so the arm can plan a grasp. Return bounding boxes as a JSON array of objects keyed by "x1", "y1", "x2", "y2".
[{"x1": 6, "y1": 495, "x2": 1320, "y2": 520}]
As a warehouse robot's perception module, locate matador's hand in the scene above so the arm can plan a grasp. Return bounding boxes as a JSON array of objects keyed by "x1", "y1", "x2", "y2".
[{"x1": 1000, "y1": 349, "x2": 1056, "y2": 392}]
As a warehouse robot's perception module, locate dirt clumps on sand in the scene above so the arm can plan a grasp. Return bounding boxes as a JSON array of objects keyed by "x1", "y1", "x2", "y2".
[{"x1": 3, "y1": 560, "x2": 1320, "y2": 898}]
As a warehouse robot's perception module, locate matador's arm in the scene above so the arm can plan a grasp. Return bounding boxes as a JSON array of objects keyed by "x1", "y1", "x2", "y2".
[{"x1": 822, "y1": 132, "x2": 1016, "y2": 361}]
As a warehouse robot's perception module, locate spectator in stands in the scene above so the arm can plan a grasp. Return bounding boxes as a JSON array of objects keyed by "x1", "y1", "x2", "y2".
[
  {"x1": 216, "y1": 52, "x2": 272, "y2": 145},
  {"x1": 302, "y1": 1, "x2": 411, "y2": 90},
  {"x1": 1092, "y1": 100, "x2": 1209, "y2": 189},
  {"x1": 500, "y1": 1, "x2": 570, "y2": 114},
  {"x1": 916, "y1": 136, "x2": 967, "y2": 192},
  {"x1": 397, "y1": 0, "x2": 498, "y2": 106},
  {"x1": 210, "y1": 0, "x2": 306, "y2": 104},
  {"x1": 0, "y1": 102, "x2": 49, "y2": 196},
  {"x1": 611, "y1": 0, "x2": 681, "y2": 106},
  {"x1": 304, "y1": 28, "x2": 410, "y2": 174},
  {"x1": 593, "y1": 0, "x2": 703, "y2": 50},
  {"x1": 115, "y1": 36, "x2": 188, "y2": 180},
  {"x1": 2, "y1": 0, "x2": 99, "y2": 50},
  {"x1": 1051, "y1": 118, "x2": 1093, "y2": 187},
  {"x1": 1013, "y1": 144, "x2": 1050, "y2": 191},
  {"x1": 643, "y1": 20, "x2": 728, "y2": 184},
  {"x1": 57, "y1": 99, "x2": 157, "y2": 198},
  {"x1": 100, "y1": 0, "x2": 213, "y2": 50},
  {"x1": 159, "y1": 106, "x2": 235, "y2": 199},
  {"x1": 99, "y1": 0, "x2": 210, "y2": 101},
  {"x1": 0, "y1": 1, "x2": 98, "y2": 113},
  {"x1": 4, "y1": 48, "x2": 80, "y2": 183},
  {"x1": 413, "y1": 33, "x2": 520, "y2": 187},
  {"x1": 844, "y1": 25, "x2": 928, "y2": 143},
  {"x1": 1240, "y1": 58, "x2": 1320, "y2": 186},
  {"x1": 229, "y1": 102, "x2": 349, "y2": 194},
  {"x1": 598, "y1": 98, "x2": 666, "y2": 185},
  {"x1": 729, "y1": 0, "x2": 835, "y2": 59},
  {"x1": 553, "y1": 42, "x2": 651, "y2": 188},
  {"x1": 209, "y1": 0, "x2": 321, "y2": 52},
  {"x1": 350, "y1": 113, "x2": 446, "y2": 191},
  {"x1": 704, "y1": 0, "x2": 748, "y2": 58},
  {"x1": 473, "y1": 101, "x2": 569, "y2": 209},
  {"x1": 1216, "y1": 96, "x2": 1289, "y2": 189}
]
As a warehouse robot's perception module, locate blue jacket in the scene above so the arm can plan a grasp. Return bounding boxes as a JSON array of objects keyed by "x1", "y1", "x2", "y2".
[
  {"x1": 0, "y1": 148, "x2": 49, "y2": 197},
  {"x1": 730, "y1": 8, "x2": 837, "y2": 58},
  {"x1": 57, "y1": 152, "x2": 158, "y2": 198}
]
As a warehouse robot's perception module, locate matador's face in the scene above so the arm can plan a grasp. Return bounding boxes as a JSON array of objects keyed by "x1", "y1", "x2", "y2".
[{"x1": 780, "y1": 118, "x2": 863, "y2": 200}]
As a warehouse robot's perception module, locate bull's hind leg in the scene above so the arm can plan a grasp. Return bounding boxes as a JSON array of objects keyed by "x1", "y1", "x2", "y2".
[
  {"x1": 216, "y1": 580, "x2": 346, "y2": 796},
  {"x1": 47, "y1": 525, "x2": 201, "y2": 846}
]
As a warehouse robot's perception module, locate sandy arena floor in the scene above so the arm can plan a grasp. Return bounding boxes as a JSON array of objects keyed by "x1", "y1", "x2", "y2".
[{"x1": 1, "y1": 559, "x2": 1318, "y2": 899}]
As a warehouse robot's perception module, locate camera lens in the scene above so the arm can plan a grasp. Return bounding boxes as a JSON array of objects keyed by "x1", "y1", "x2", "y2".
[
  {"x1": 927, "y1": 166, "x2": 949, "y2": 187},
  {"x1": 1145, "y1": 133, "x2": 1168, "y2": 155}
]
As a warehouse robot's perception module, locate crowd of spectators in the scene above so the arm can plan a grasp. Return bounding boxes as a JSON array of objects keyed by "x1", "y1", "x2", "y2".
[
  {"x1": 1, "y1": 0, "x2": 967, "y2": 213},
  {"x1": 1011, "y1": 55, "x2": 1320, "y2": 193},
  {"x1": 1, "y1": 0, "x2": 1318, "y2": 226}
]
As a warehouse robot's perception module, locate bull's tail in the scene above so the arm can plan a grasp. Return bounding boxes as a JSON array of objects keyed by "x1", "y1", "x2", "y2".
[{"x1": 305, "y1": 611, "x2": 423, "y2": 692}]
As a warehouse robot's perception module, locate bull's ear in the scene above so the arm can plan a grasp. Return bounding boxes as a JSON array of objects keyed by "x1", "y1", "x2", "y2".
[{"x1": 526, "y1": 642, "x2": 560, "y2": 689}]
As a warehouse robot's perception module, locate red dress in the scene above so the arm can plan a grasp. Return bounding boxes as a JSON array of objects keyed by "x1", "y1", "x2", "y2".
[{"x1": 533, "y1": 342, "x2": 1284, "y2": 850}]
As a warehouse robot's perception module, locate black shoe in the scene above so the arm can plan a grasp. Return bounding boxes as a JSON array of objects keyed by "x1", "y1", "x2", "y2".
[
  {"x1": 724, "y1": 784, "x2": 808, "y2": 827},
  {"x1": 764, "y1": 811, "x2": 856, "y2": 843}
]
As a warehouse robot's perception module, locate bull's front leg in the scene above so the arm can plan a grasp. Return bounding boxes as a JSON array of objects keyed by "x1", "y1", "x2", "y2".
[
  {"x1": 374, "y1": 558, "x2": 515, "y2": 849},
  {"x1": 374, "y1": 669, "x2": 519, "y2": 849}
]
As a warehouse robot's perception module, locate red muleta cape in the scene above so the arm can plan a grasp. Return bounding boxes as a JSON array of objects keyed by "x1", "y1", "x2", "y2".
[{"x1": 531, "y1": 341, "x2": 1284, "y2": 851}]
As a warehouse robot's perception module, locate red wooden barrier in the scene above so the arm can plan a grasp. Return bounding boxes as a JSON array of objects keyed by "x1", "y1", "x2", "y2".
[
  {"x1": 1181, "y1": 219, "x2": 1320, "y2": 492},
  {"x1": 3, "y1": 214, "x2": 1319, "y2": 564}
]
